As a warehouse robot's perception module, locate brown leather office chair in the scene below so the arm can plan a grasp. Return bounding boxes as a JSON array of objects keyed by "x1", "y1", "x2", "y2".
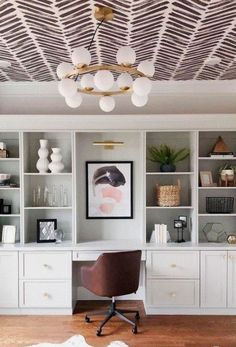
[{"x1": 81, "y1": 250, "x2": 142, "y2": 336}]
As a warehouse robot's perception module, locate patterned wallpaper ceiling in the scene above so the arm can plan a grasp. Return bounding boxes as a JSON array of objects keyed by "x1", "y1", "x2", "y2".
[{"x1": 0, "y1": 0, "x2": 236, "y2": 82}]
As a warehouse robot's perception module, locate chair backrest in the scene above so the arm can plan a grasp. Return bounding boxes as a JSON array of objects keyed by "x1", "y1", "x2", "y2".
[{"x1": 89, "y1": 250, "x2": 141, "y2": 297}]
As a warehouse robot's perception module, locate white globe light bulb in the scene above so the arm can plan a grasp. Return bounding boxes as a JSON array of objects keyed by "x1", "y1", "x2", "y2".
[
  {"x1": 137, "y1": 60, "x2": 155, "y2": 77},
  {"x1": 117, "y1": 72, "x2": 133, "y2": 90},
  {"x1": 116, "y1": 46, "x2": 136, "y2": 65},
  {"x1": 131, "y1": 93, "x2": 148, "y2": 107},
  {"x1": 80, "y1": 74, "x2": 94, "y2": 90},
  {"x1": 94, "y1": 70, "x2": 114, "y2": 91},
  {"x1": 56, "y1": 62, "x2": 73, "y2": 79},
  {"x1": 99, "y1": 96, "x2": 115, "y2": 112},
  {"x1": 71, "y1": 47, "x2": 91, "y2": 66},
  {"x1": 58, "y1": 79, "x2": 77, "y2": 98},
  {"x1": 133, "y1": 77, "x2": 152, "y2": 96},
  {"x1": 65, "y1": 93, "x2": 82, "y2": 108}
]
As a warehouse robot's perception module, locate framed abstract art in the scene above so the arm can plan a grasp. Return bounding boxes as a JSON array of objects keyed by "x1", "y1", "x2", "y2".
[{"x1": 86, "y1": 161, "x2": 133, "y2": 219}]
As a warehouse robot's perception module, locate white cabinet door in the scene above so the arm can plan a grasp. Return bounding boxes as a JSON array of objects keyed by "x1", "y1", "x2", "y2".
[
  {"x1": 0, "y1": 252, "x2": 18, "y2": 308},
  {"x1": 228, "y1": 251, "x2": 236, "y2": 307},
  {"x1": 201, "y1": 251, "x2": 227, "y2": 308}
]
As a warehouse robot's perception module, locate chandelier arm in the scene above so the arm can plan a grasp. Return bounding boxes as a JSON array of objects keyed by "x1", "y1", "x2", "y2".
[
  {"x1": 87, "y1": 18, "x2": 104, "y2": 51},
  {"x1": 78, "y1": 88, "x2": 130, "y2": 96}
]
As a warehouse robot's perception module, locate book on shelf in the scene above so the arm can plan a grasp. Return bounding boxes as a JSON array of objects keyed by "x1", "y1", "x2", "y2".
[
  {"x1": 209, "y1": 152, "x2": 234, "y2": 158},
  {"x1": 150, "y1": 224, "x2": 170, "y2": 244}
]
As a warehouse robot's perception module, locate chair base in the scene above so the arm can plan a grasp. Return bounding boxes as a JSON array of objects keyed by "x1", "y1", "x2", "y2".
[{"x1": 85, "y1": 299, "x2": 140, "y2": 336}]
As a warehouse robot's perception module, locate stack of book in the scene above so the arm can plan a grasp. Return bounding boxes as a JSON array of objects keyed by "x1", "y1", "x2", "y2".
[{"x1": 150, "y1": 224, "x2": 170, "y2": 244}]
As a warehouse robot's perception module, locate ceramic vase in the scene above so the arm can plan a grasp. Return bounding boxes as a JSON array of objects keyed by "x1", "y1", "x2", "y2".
[
  {"x1": 36, "y1": 139, "x2": 49, "y2": 173},
  {"x1": 48, "y1": 148, "x2": 64, "y2": 173}
]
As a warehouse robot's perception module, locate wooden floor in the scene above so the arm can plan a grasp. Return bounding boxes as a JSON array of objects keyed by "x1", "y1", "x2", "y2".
[{"x1": 1, "y1": 301, "x2": 236, "y2": 347}]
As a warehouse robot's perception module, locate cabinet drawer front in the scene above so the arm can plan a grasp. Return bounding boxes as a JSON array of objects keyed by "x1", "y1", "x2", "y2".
[
  {"x1": 147, "y1": 279, "x2": 199, "y2": 307},
  {"x1": 20, "y1": 280, "x2": 71, "y2": 308},
  {"x1": 0, "y1": 252, "x2": 18, "y2": 307},
  {"x1": 147, "y1": 251, "x2": 199, "y2": 278},
  {"x1": 20, "y1": 252, "x2": 71, "y2": 279},
  {"x1": 0, "y1": 252, "x2": 18, "y2": 278}
]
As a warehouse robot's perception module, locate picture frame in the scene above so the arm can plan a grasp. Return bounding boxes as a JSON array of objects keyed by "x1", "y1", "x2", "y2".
[
  {"x1": 200, "y1": 171, "x2": 213, "y2": 187},
  {"x1": 37, "y1": 219, "x2": 57, "y2": 243},
  {"x1": 86, "y1": 161, "x2": 133, "y2": 219},
  {"x1": 178, "y1": 215, "x2": 187, "y2": 228},
  {"x1": 1, "y1": 225, "x2": 16, "y2": 244},
  {"x1": 174, "y1": 220, "x2": 183, "y2": 229}
]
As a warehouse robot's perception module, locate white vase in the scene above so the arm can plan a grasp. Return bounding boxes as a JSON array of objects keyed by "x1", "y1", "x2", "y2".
[
  {"x1": 48, "y1": 148, "x2": 64, "y2": 173},
  {"x1": 36, "y1": 139, "x2": 49, "y2": 173}
]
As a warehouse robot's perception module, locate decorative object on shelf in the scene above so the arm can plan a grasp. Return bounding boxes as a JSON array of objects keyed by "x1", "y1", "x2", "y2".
[
  {"x1": 200, "y1": 171, "x2": 216, "y2": 187},
  {"x1": 37, "y1": 218, "x2": 57, "y2": 243},
  {"x1": 156, "y1": 180, "x2": 181, "y2": 207},
  {"x1": 93, "y1": 141, "x2": 124, "y2": 150},
  {"x1": 0, "y1": 174, "x2": 11, "y2": 186},
  {"x1": 1, "y1": 204, "x2": 11, "y2": 214},
  {"x1": 32, "y1": 184, "x2": 69, "y2": 207},
  {"x1": 227, "y1": 234, "x2": 236, "y2": 244},
  {"x1": 0, "y1": 142, "x2": 9, "y2": 158},
  {"x1": 147, "y1": 145, "x2": 189, "y2": 172},
  {"x1": 54, "y1": 229, "x2": 64, "y2": 243},
  {"x1": 56, "y1": 6, "x2": 154, "y2": 112},
  {"x1": 174, "y1": 219, "x2": 184, "y2": 243},
  {"x1": 86, "y1": 161, "x2": 133, "y2": 219},
  {"x1": 206, "y1": 197, "x2": 234, "y2": 214},
  {"x1": 150, "y1": 224, "x2": 170, "y2": 244},
  {"x1": 48, "y1": 148, "x2": 64, "y2": 173},
  {"x1": 177, "y1": 215, "x2": 188, "y2": 242},
  {"x1": 36, "y1": 139, "x2": 49, "y2": 173},
  {"x1": 218, "y1": 164, "x2": 236, "y2": 187},
  {"x1": 203, "y1": 223, "x2": 227, "y2": 242},
  {"x1": 209, "y1": 136, "x2": 234, "y2": 158},
  {"x1": 1, "y1": 225, "x2": 16, "y2": 244}
]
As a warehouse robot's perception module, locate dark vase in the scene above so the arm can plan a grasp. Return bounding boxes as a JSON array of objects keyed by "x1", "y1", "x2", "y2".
[{"x1": 160, "y1": 164, "x2": 176, "y2": 172}]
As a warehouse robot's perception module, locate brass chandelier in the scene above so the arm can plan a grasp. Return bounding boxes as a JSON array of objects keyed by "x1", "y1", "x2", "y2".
[{"x1": 57, "y1": 6, "x2": 155, "y2": 112}]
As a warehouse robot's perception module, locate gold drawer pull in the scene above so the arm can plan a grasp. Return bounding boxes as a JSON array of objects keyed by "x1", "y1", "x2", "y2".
[
  {"x1": 43, "y1": 264, "x2": 50, "y2": 268},
  {"x1": 170, "y1": 264, "x2": 177, "y2": 268},
  {"x1": 229, "y1": 255, "x2": 233, "y2": 260},
  {"x1": 170, "y1": 292, "x2": 176, "y2": 297},
  {"x1": 43, "y1": 292, "x2": 50, "y2": 298}
]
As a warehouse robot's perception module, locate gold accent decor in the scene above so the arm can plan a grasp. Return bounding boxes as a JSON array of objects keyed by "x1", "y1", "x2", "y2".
[
  {"x1": 94, "y1": 6, "x2": 114, "y2": 21},
  {"x1": 93, "y1": 141, "x2": 124, "y2": 150}
]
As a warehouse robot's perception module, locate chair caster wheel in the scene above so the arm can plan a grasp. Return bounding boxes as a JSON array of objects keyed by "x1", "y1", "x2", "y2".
[
  {"x1": 132, "y1": 326, "x2": 138, "y2": 334},
  {"x1": 96, "y1": 329, "x2": 102, "y2": 336},
  {"x1": 135, "y1": 312, "x2": 140, "y2": 320},
  {"x1": 85, "y1": 316, "x2": 90, "y2": 323}
]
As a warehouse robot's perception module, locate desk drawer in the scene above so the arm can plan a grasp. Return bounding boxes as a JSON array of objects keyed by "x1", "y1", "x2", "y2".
[
  {"x1": 20, "y1": 280, "x2": 71, "y2": 308},
  {"x1": 73, "y1": 250, "x2": 146, "y2": 261},
  {"x1": 147, "y1": 251, "x2": 199, "y2": 279},
  {"x1": 147, "y1": 279, "x2": 199, "y2": 307},
  {"x1": 20, "y1": 252, "x2": 71, "y2": 279}
]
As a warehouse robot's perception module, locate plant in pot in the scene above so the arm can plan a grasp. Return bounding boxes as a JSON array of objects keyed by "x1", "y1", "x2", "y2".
[
  {"x1": 218, "y1": 163, "x2": 236, "y2": 186},
  {"x1": 147, "y1": 144, "x2": 190, "y2": 172}
]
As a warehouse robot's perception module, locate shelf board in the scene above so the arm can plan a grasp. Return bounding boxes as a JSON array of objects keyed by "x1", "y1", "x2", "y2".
[
  {"x1": 146, "y1": 172, "x2": 194, "y2": 175},
  {"x1": 199, "y1": 157, "x2": 236, "y2": 160},
  {"x1": 0, "y1": 158, "x2": 19, "y2": 161},
  {"x1": 199, "y1": 186, "x2": 236, "y2": 189},
  {"x1": 24, "y1": 206, "x2": 72, "y2": 210},
  {"x1": 146, "y1": 206, "x2": 193, "y2": 209},
  {"x1": 0, "y1": 187, "x2": 20, "y2": 190},
  {"x1": 199, "y1": 213, "x2": 236, "y2": 216},
  {"x1": 24, "y1": 173, "x2": 72, "y2": 176},
  {"x1": 0, "y1": 214, "x2": 20, "y2": 217}
]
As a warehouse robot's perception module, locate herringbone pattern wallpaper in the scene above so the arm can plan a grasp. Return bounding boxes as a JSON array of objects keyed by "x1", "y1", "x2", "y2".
[{"x1": 0, "y1": 0, "x2": 236, "y2": 81}]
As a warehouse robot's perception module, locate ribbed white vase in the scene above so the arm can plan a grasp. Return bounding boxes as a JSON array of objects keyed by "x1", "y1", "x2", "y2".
[
  {"x1": 48, "y1": 148, "x2": 64, "y2": 173},
  {"x1": 36, "y1": 139, "x2": 49, "y2": 173}
]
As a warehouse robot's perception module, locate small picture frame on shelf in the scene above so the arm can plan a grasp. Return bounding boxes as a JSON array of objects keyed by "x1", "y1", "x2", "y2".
[
  {"x1": 1, "y1": 225, "x2": 16, "y2": 244},
  {"x1": 1, "y1": 205, "x2": 11, "y2": 214},
  {"x1": 37, "y1": 219, "x2": 57, "y2": 243},
  {"x1": 174, "y1": 220, "x2": 183, "y2": 229},
  {"x1": 178, "y1": 215, "x2": 187, "y2": 228},
  {"x1": 200, "y1": 171, "x2": 214, "y2": 187}
]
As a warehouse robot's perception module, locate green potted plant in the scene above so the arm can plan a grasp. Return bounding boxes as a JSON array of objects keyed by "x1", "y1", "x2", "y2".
[
  {"x1": 147, "y1": 144, "x2": 189, "y2": 172},
  {"x1": 218, "y1": 163, "x2": 236, "y2": 184}
]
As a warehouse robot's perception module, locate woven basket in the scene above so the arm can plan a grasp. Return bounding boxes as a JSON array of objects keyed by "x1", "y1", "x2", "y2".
[{"x1": 156, "y1": 180, "x2": 181, "y2": 207}]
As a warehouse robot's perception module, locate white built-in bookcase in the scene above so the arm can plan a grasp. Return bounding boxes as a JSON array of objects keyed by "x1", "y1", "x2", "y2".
[{"x1": 0, "y1": 130, "x2": 236, "y2": 245}]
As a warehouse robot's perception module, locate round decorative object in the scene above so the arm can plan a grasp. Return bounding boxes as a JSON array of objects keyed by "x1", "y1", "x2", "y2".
[
  {"x1": 48, "y1": 148, "x2": 64, "y2": 173},
  {"x1": 36, "y1": 139, "x2": 49, "y2": 173},
  {"x1": 58, "y1": 79, "x2": 77, "y2": 98},
  {"x1": 65, "y1": 93, "x2": 82, "y2": 108},
  {"x1": 80, "y1": 74, "x2": 94, "y2": 90},
  {"x1": 71, "y1": 47, "x2": 91, "y2": 66},
  {"x1": 94, "y1": 70, "x2": 114, "y2": 91},
  {"x1": 221, "y1": 169, "x2": 234, "y2": 182},
  {"x1": 131, "y1": 93, "x2": 148, "y2": 107},
  {"x1": 227, "y1": 235, "x2": 236, "y2": 244},
  {"x1": 160, "y1": 164, "x2": 176, "y2": 172},
  {"x1": 54, "y1": 229, "x2": 64, "y2": 243},
  {"x1": 203, "y1": 223, "x2": 227, "y2": 242},
  {"x1": 137, "y1": 60, "x2": 155, "y2": 77},
  {"x1": 116, "y1": 46, "x2": 136, "y2": 65},
  {"x1": 133, "y1": 77, "x2": 152, "y2": 96},
  {"x1": 56, "y1": 62, "x2": 74, "y2": 79},
  {"x1": 99, "y1": 96, "x2": 115, "y2": 112},
  {"x1": 117, "y1": 72, "x2": 132, "y2": 90}
]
